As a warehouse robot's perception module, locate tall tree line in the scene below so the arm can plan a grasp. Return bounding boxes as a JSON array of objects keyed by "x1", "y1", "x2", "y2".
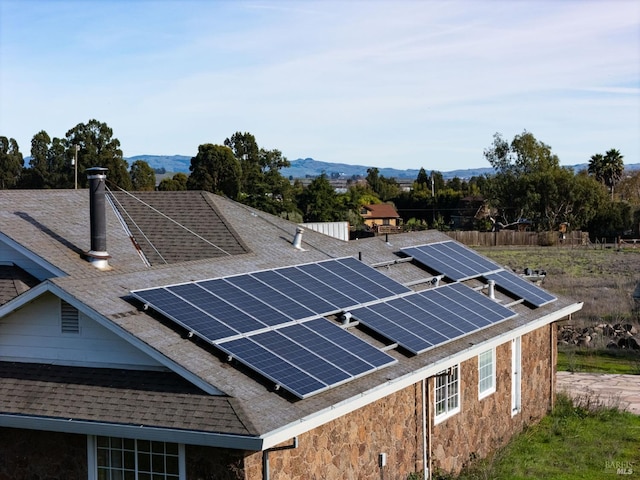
[{"x1": 2, "y1": 123, "x2": 636, "y2": 239}]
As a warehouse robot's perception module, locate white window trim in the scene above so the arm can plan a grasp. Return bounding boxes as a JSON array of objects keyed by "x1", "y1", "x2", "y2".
[
  {"x1": 87, "y1": 435, "x2": 186, "y2": 480},
  {"x1": 434, "y1": 364, "x2": 461, "y2": 425},
  {"x1": 511, "y1": 336, "x2": 522, "y2": 416},
  {"x1": 478, "y1": 348, "x2": 496, "y2": 400}
]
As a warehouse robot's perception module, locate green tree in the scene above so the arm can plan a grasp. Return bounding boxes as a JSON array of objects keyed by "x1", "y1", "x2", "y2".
[
  {"x1": 20, "y1": 131, "x2": 73, "y2": 189},
  {"x1": 297, "y1": 173, "x2": 344, "y2": 222},
  {"x1": 588, "y1": 149, "x2": 624, "y2": 200},
  {"x1": 130, "y1": 160, "x2": 156, "y2": 191},
  {"x1": 224, "y1": 132, "x2": 296, "y2": 215},
  {"x1": 65, "y1": 119, "x2": 131, "y2": 190},
  {"x1": 483, "y1": 131, "x2": 604, "y2": 231},
  {"x1": 416, "y1": 167, "x2": 430, "y2": 187},
  {"x1": 366, "y1": 167, "x2": 400, "y2": 201},
  {"x1": 157, "y1": 172, "x2": 189, "y2": 191},
  {"x1": 187, "y1": 144, "x2": 241, "y2": 198},
  {"x1": 224, "y1": 132, "x2": 260, "y2": 192},
  {"x1": 0, "y1": 136, "x2": 24, "y2": 189}
]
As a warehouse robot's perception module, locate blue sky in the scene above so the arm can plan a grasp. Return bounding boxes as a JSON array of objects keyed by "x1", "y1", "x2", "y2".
[{"x1": 1, "y1": 0, "x2": 638, "y2": 171}]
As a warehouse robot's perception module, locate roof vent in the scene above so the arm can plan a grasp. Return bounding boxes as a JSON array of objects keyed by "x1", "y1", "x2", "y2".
[
  {"x1": 292, "y1": 227, "x2": 304, "y2": 249},
  {"x1": 86, "y1": 167, "x2": 110, "y2": 269},
  {"x1": 487, "y1": 279, "x2": 496, "y2": 299}
]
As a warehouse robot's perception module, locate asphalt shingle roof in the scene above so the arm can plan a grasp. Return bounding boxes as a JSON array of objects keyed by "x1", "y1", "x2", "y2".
[
  {"x1": 108, "y1": 191, "x2": 249, "y2": 265},
  {"x1": 0, "y1": 188, "x2": 581, "y2": 442}
]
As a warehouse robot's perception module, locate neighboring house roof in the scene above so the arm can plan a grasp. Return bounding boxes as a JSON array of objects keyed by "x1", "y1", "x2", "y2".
[
  {"x1": 361, "y1": 203, "x2": 400, "y2": 218},
  {"x1": 0, "y1": 188, "x2": 582, "y2": 450}
]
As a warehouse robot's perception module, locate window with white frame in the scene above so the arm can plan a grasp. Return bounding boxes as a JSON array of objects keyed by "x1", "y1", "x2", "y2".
[
  {"x1": 478, "y1": 348, "x2": 496, "y2": 399},
  {"x1": 434, "y1": 365, "x2": 460, "y2": 423},
  {"x1": 93, "y1": 436, "x2": 183, "y2": 480}
]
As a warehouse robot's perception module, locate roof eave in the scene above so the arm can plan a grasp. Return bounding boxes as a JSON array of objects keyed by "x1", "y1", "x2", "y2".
[{"x1": 0, "y1": 414, "x2": 263, "y2": 450}]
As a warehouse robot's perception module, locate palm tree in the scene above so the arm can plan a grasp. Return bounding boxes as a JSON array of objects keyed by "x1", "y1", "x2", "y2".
[{"x1": 588, "y1": 149, "x2": 624, "y2": 199}]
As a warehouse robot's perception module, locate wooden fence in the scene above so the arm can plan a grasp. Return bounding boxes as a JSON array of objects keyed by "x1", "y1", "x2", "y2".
[{"x1": 445, "y1": 230, "x2": 589, "y2": 247}]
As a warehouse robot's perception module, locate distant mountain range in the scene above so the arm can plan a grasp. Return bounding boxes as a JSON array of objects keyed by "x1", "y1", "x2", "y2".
[{"x1": 127, "y1": 155, "x2": 639, "y2": 180}]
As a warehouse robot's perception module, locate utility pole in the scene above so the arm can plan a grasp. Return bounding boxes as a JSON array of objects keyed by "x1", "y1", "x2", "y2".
[{"x1": 73, "y1": 145, "x2": 80, "y2": 189}]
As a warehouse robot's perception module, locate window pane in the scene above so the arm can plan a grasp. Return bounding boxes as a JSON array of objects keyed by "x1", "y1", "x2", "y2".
[
  {"x1": 138, "y1": 440, "x2": 151, "y2": 453},
  {"x1": 110, "y1": 450, "x2": 123, "y2": 469},
  {"x1": 138, "y1": 452, "x2": 151, "y2": 472},
  {"x1": 165, "y1": 455, "x2": 179, "y2": 474},
  {"x1": 124, "y1": 451, "x2": 136, "y2": 470},
  {"x1": 165, "y1": 443, "x2": 178, "y2": 456},
  {"x1": 152, "y1": 453, "x2": 165, "y2": 473},
  {"x1": 97, "y1": 436, "x2": 109, "y2": 448},
  {"x1": 152, "y1": 441, "x2": 165, "y2": 454}
]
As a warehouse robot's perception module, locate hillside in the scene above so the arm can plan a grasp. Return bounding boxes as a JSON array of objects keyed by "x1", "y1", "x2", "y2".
[{"x1": 125, "y1": 155, "x2": 640, "y2": 180}]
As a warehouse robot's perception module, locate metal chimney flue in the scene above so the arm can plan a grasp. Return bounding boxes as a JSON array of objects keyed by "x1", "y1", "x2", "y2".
[
  {"x1": 292, "y1": 227, "x2": 304, "y2": 249},
  {"x1": 487, "y1": 279, "x2": 496, "y2": 300},
  {"x1": 86, "y1": 167, "x2": 110, "y2": 269}
]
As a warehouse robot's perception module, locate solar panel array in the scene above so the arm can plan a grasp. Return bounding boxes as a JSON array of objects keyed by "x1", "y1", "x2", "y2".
[
  {"x1": 349, "y1": 283, "x2": 516, "y2": 354},
  {"x1": 131, "y1": 257, "x2": 405, "y2": 398},
  {"x1": 401, "y1": 241, "x2": 502, "y2": 281},
  {"x1": 132, "y1": 243, "x2": 550, "y2": 399},
  {"x1": 401, "y1": 241, "x2": 556, "y2": 307}
]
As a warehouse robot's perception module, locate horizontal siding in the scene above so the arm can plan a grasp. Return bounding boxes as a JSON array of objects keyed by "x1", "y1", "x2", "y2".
[{"x1": 0, "y1": 292, "x2": 163, "y2": 369}]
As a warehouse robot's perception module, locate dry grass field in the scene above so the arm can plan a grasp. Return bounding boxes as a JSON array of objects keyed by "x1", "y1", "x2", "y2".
[{"x1": 475, "y1": 245, "x2": 640, "y2": 326}]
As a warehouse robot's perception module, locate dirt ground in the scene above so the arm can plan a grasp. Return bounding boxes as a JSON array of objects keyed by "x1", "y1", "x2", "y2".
[{"x1": 476, "y1": 245, "x2": 640, "y2": 325}]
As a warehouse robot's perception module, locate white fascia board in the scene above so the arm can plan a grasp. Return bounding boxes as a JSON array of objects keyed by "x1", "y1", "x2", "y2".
[
  {"x1": 0, "y1": 281, "x2": 51, "y2": 317},
  {"x1": 259, "y1": 302, "x2": 583, "y2": 449},
  {"x1": 0, "y1": 233, "x2": 67, "y2": 278},
  {"x1": 0, "y1": 281, "x2": 225, "y2": 396},
  {"x1": 0, "y1": 414, "x2": 263, "y2": 451}
]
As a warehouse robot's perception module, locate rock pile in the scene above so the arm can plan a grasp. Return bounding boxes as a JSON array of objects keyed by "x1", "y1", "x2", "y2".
[{"x1": 558, "y1": 323, "x2": 640, "y2": 350}]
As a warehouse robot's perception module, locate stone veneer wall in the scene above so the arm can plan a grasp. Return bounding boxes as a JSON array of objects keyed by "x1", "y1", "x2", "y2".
[
  {"x1": 431, "y1": 324, "x2": 554, "y2": 474},
  {"x1": 240, "y1": 324, "x2": 554, "y2": 479},
  {"x1": 244, "y1": 383, "x2": 424, "y2": 480},
  {"x1": 0, "y1": 427, "x2": 87, "y2": 480}
]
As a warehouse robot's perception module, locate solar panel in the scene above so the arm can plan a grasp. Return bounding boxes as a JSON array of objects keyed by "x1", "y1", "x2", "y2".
[
  {"x1": 218, "y1": 319, "x2": 396, "y2": 398},
  {"x1": 350, "y1": 284, "x2": 516, "y2": 355},
  {"x1": 217, "y1": 336, "x2": 327, "y2": 398},
  {"x1": 131, "y1": 257, "x2": 406, "y2": 398},
  {"x1": 251, "y1": 270, "x2": 337, "y2": 315},
  {"x1": 131, "y1": 287, "x2": 239, "y2": 341},
  {"x1": 485, "y1": 270, "x2": 556, "y2": 307},
  {"x1": 278, "y1": 265, "x2": 357, "y2": 310},
  {"x1": 298, "y1": 262, "x2": 378, "y2": 305},
  {"x1": 225, "y1": 274, "x2": 315, "y2": 321},
  {"x1": 335, "y1": 257, "x2": 411, "y2": 297},
  {"x1": 198, "y1": 279, "x2": 291, "y2": 327},
  {"x1": 167, "y1": 283, "x2": 264, "y2": 336},
  {"x1": 401, "y1": 241, "x2": 501, "y2": 281}
]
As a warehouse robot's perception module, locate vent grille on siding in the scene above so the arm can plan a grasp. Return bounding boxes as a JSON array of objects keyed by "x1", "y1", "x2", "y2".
[{"x1": 61, "y1": 300, "x2": 80, "y2": 334}]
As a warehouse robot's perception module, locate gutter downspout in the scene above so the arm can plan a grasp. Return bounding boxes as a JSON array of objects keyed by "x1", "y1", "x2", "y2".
[{"x1": 263, "y1": 437, "x2": 298, "y2": 480}]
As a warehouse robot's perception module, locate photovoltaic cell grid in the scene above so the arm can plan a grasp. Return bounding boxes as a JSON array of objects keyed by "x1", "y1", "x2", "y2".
[
  {"x1": 401, "y1": 241, "x2": 556, "y2": 307},
  {"x1": 131, "y1": 257, "x2": 404, "y2": 398},
  {"x1": 401, "y1": 241, "x2": 502, "y2": 281},
  {"x1": 349, "y1": 283, "x2": 517, "y2": 355},
  {"x1": 217, "y1": 319, "x2": 396, "y2": 398},
  {"x1": 485, "y1": 270, "x2": 556, "y2": 307}
]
